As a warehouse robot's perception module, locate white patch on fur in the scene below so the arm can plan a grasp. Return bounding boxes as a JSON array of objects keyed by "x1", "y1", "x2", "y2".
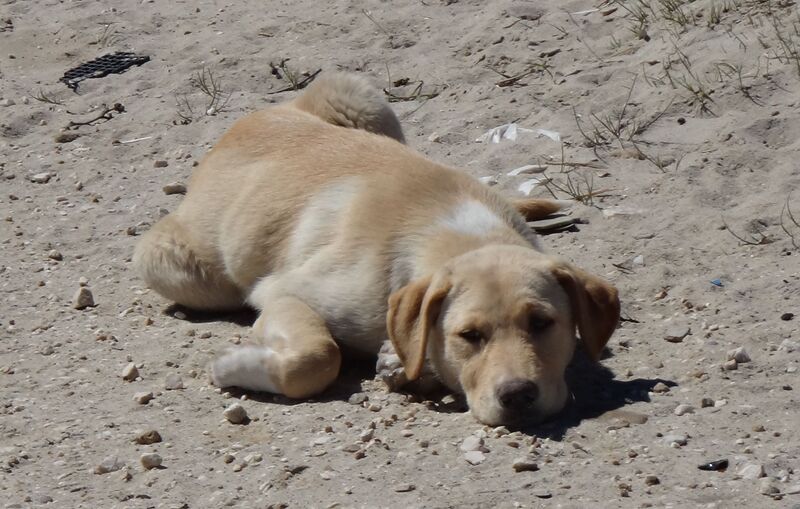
[
  {"x1": 438, "y1": 200, "x2": 505, "y2": 237},
  {"x1": 285, "y1": 178, "x2": 362, "y2": 266},
  {"x1": 211, "y1": 346, "x2": 280, "y2": 393}
]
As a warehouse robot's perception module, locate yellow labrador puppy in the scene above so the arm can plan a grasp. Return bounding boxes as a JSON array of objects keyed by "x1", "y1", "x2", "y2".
[{"x1": 134, "y1": 73, "x2": 620, "y2": 426}]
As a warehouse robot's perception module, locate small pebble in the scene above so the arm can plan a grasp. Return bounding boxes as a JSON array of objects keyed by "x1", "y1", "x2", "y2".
[
  {"x1": 644, "y1": 475, "x2": 660, "y2": 486},
  {"x1": 674, "y1": 404, "x2": 695, "y2": 416},
  {"x1": 29, "y1": 172, "x2": 52, "y2": 184},
  {"x1": 134, "y1": 430, "x2": 162, "y2": 445},
  {"x1": 121, "y1": 363, "x2": 139, "y2": 382},
  {"x1": 54, "y1": 132, "x2": 80, "y2": 143},
  {"x1": 48, "y1": 250, "x2": 63, "y2": 261},
  {"x1": 652, "y1": 382, "x2": 670, "y2": 393},
  {"x1": 727, "y1": 347, "x2": 751, "y2": 364},
  {"x1": 72, "y1": 287, "x2": 95, "y2": 310},
  {"x1": 394, "y1": 483, "x2": 416, "y2": 492},
  {"x1": 664, "y1": 326, "x2": 690, "y2": 343},
  {"x1": 95, "y1": 456, "x2": 125, "y2": 474},
  {"x1": 464, "y1": 450, "x2": 486, "y2": 465},
  {"x1": 162, "y1": 183, "x2": 187, "y2": 195},
  {"x1": 723, "y1": 359, "x2": 738, "y2": 371},
  {"x1": 154, "y1": 160, "x2": 169, "y2": 168},
  {"x1": 700, "y1": 397, "x2": 714, "y2": 408},
  {"x1": 511, "y1": 457, "x2": 539, "y2": 472},
  {"x1": 164, "y1": 374, "x2": 184, "y2": 390},
  {"x1": 133, "y1": 391, "x2": 154, "y2": 404},
  {"x1": 359, "y1": 429, "x2": 374, "y2": 442},
  {"x1": 222, "y1": 453, "x2": 235, "y2": 464},
  {"x1": 781, "y1": 312, "x2": 794, "y2": 321},
  {"x1": 223, "y1": 403, "x2": 248, "y2": 424},
  {"x1": 662, "y1": 434, "x2": 688, "y2": 446},
  {"x1": 460, "y1": 436, "x2": 485, "y2": 452},
  {"x1": 140, "y1": 453, "x2": 162, "y2": 470},
  {"x1": 738, "y1": 463, "x2": 765, "y2": 480}
]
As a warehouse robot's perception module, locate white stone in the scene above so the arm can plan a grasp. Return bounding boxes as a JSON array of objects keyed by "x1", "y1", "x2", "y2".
[
  {"x1": 140, "y1": 453, "x2": 162, "y2": 470},
  {"x1": 463, "y1": 450, "x2": 485, "y2": 465},
  {"x1": 674, "y1": 404, "x2": 695, "y2": 416},
  {"x1": 223, "y1": 403, "x2": 248, "y2": 424}
]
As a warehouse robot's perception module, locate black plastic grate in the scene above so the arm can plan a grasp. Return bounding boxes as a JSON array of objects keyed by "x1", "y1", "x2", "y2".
[{"x1": 60, "y1": 52, "x2": 150, "y2": 91}]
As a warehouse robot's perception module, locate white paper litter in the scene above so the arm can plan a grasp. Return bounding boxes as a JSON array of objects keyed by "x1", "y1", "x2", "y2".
[
  {"x1": 476, "y1": 123, "x2": 562, "y2": 144},
  {"x1": 506, "y1": 164, "x2": 547, "y2": 177},
  {"x1": 518, "y1": 178, "x2": 544, "y2": 196}
]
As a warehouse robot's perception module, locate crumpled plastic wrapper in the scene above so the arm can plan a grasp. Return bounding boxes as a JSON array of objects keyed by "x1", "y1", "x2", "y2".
[{"x1": 375, "y1": 340, "x2": 439, "y2": 393}]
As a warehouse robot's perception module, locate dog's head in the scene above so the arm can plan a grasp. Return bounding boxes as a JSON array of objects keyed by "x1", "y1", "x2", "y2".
[{"x1": 387, "y1": 245, "x2": 619, "y2": 426}]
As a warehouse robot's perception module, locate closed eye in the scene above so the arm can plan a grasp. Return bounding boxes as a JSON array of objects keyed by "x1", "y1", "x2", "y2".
[
  {"x1": 529, "y1": 314, "x2": 554, "y2": 333},
  {"x1": 458, "y1": 329, "x2": 485, "y2": 344}
]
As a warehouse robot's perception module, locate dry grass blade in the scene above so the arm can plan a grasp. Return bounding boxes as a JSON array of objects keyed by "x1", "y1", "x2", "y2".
[
  {"x1": 780, "y1": 194, "x2": 800, "y2": 249},
  {"x1": 722, "y1": 218, "x2": 774, "y2": 246},
  {"x1": 32, "y1": 89, "x2": 65, "y2": 106},
  {"x1": 382, "y1": 81, "x2": 440, "y2": 102}
]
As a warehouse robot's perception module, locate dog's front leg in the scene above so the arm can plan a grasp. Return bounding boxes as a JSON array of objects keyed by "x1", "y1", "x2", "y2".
[{"x1": 210, "y1": 295, "x2": 341, "y2": 399}]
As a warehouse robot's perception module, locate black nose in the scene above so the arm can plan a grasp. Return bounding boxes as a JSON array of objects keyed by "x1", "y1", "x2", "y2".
[{"x1": 496, "y1": 379, "x2": 539, "y2": 411}]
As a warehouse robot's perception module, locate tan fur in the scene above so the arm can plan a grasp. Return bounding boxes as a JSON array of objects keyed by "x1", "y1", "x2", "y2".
[{"x1": 134, "y1": 72, "x2": 620, "y2": 425}]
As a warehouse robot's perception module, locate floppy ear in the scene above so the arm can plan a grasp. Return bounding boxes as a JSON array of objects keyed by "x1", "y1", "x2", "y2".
[
  {"x1": 551, "y1": 263, "x2": 620, "y2": 361},
  {"x1": 386, "y1": 275, "x2": 451, "y2": 381}
]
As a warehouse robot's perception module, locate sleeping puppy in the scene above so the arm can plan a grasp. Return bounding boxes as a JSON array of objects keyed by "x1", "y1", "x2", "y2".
[{"x1": 133, "y1": 73, "x2": 620, "y2": 426}]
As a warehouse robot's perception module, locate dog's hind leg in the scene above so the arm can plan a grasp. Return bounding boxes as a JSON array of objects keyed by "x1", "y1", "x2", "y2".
[
  {"x1": 133, "y1": 215, "x2": 243, "y2": 311},
  {"x1": 210, "y1": 295, "x2": 341, "y2": 399}
]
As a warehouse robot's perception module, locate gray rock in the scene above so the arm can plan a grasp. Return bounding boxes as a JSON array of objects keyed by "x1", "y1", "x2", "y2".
[
  {"x1": 674, "y1": 404, "x2": 695, "y2": 416},
  {"x1": 394, "y1": 483, "x2": 416, "y2": 492},
  {"x1": 223, "y1": 403, "x2": 248, "y2": 424}
]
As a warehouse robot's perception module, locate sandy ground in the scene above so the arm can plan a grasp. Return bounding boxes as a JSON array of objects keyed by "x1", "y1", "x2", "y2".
[{"x1": 1, "y1": 0, "x2": 800, "y2": 507}]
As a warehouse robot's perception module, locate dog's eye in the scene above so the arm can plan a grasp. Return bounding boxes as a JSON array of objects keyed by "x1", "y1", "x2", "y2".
[
  {"x1": 529, "y1": 315, "x2": 553, "y2": 333},
  {"x1": 458, "y1": 329, "x2": 484, "y2": 344}
]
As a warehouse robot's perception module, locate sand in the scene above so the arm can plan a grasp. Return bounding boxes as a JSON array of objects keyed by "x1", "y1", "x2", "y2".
[{"x1": 1, "y1": 0, "x2": 799, "y2": 507}]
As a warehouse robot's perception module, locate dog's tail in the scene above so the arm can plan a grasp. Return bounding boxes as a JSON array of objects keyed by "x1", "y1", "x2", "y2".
[
  {"x1": 291, "y1": 72, "x2": 405, "y2": 144},
  {"x1": 509, "y1": 198, "x2": 570, "y2": 221}
]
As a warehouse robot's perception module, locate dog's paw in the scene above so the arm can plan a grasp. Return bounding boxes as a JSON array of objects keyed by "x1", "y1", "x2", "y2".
[{"x1": 209, "y1": 346, "x2": 280, "y2": 393}]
